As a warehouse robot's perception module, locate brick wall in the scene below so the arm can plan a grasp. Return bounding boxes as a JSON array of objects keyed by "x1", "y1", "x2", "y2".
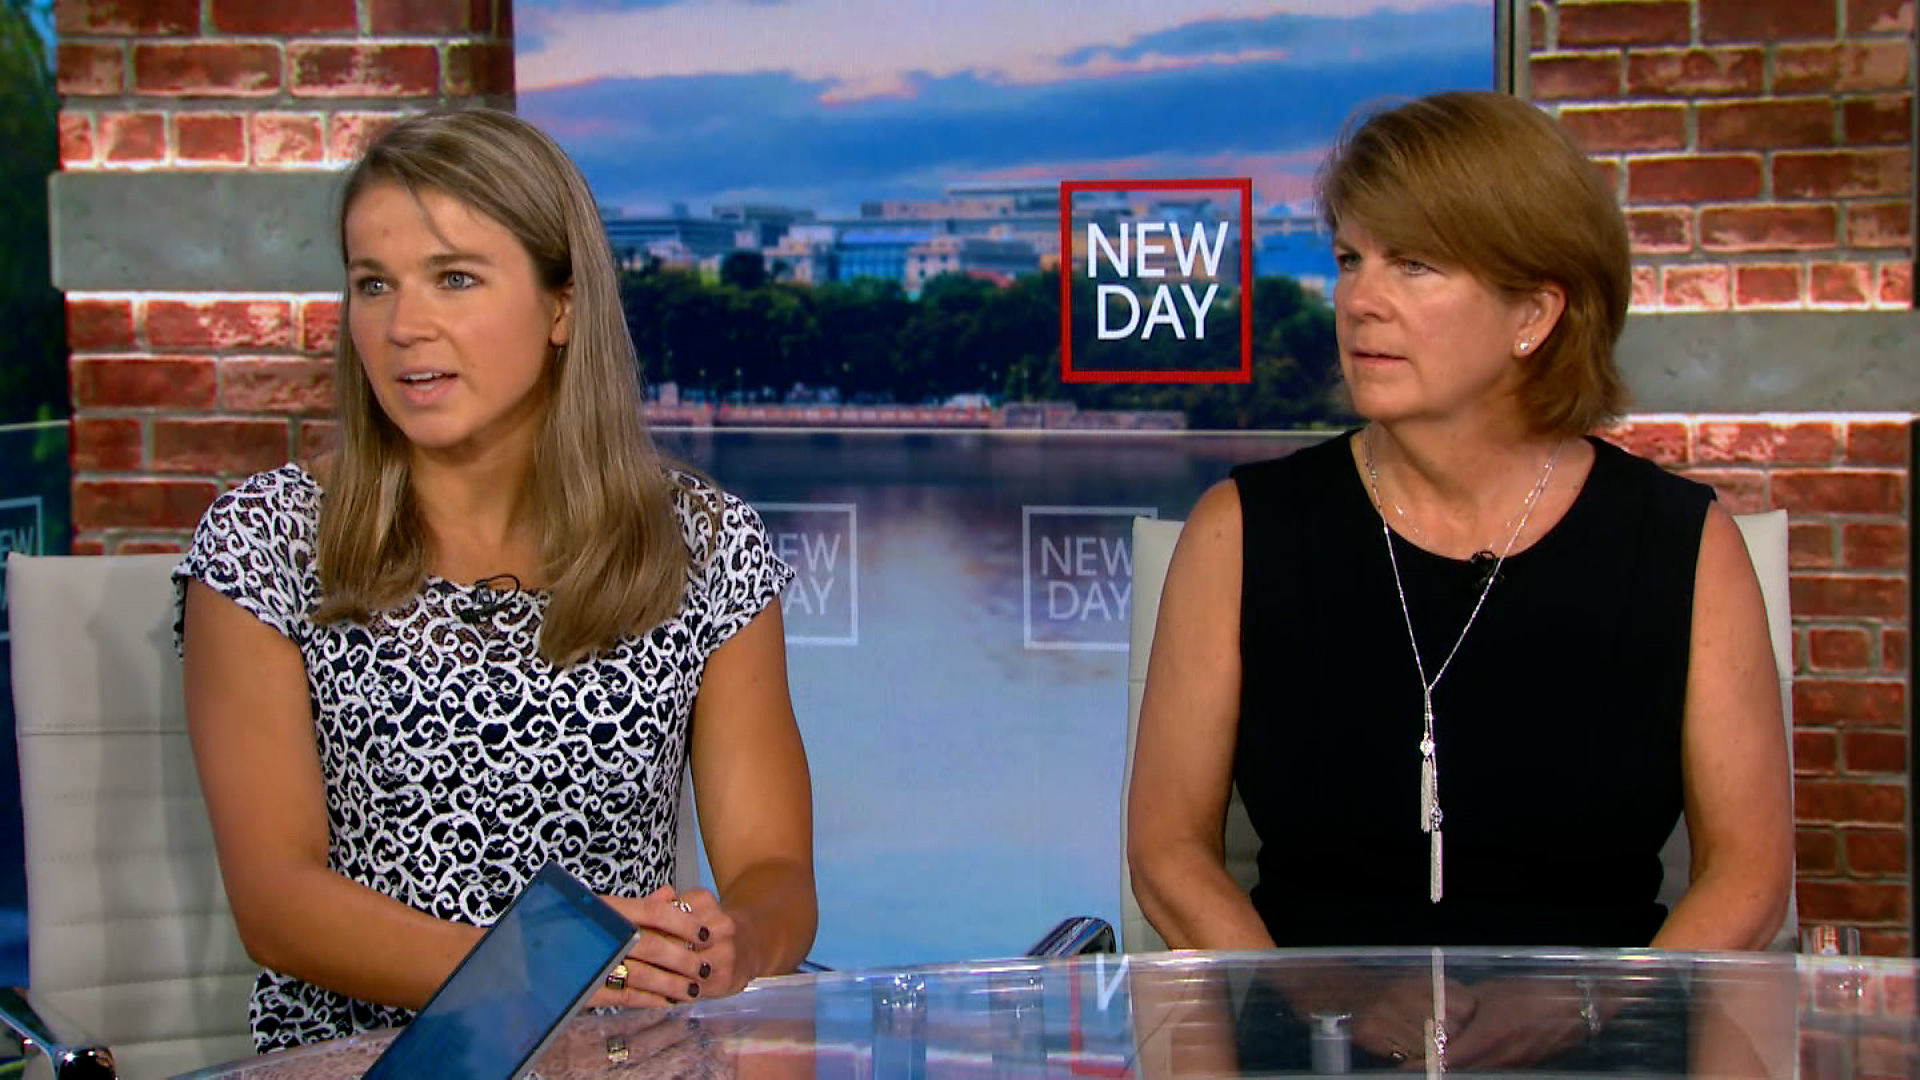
[
  {"x1": 1540, "y1": 0, "x2": 1917, "y2": 953},
  {"x1": 54, "y1": 0, "x2": 512, "y2": 554},
  {"x1": 1533, "y1": 0, "x2": 1914, "y2": 312}
]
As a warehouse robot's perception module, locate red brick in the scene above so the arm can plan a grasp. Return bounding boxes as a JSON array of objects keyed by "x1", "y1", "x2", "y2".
[
  {"x1": 444, "y1": 41, "x2": 515, "y2": 97},
  {"x1": 1793, "y1": 576, "x2": 1907, "y2": 619},
  {"x1": 1702, "y1": 0, "x2": 1838, "y2": 40},
  {"x1": 1810, "y1": 627, "x2": 1874, "y2": 670},
  {"x1": 73, "y1": 479, "x2": 218, "y2": 532},
  {"x1": 1797, "y1": 730, "x2": 1841, "y2": 775},
  {"x1": 59, "y1": 114, "x2": 95, "y2": 167},
  {"x1": 300, "y1": 299, "x2": 341, "y2": 354},
  {"x1": 71, "y1": 417, "x2": 143, "y2": 473},
  {"x1": 328, "y1": 112, "x2": 402, "y2": 163},
  {"x1": 1799, "y1": 881, "x2": 1909, "y2": 924},
  {"x1": 290, "y1": 44, "x2": 440, "y2": 98},
  {"x1": 1846, "y1": 422, "x2": 1910, "y2": 466},
  {"x1": 1843, "y1": 94, "x2": 1913, "y2": 144},
  {"x1": 1795, "y1": 679, "x2": 1907, "y2": 725},
  {"x1": 1630, "y1": 265, "x2": 1659, "y2": 309},
  {"x1": 1695, "y1": 421, "x2": 1837, "y2": 464},
  {"x1": 1530, "y1": 54, "x2": 1622, "y2": 100},
  {"x1": 220, "y1": 358, "x2": 337, "y2": 414},
  {"x1": 1590, "y1": 158, "x2": 1622, "y2": 198},
  {"x1": 249, "y1": 113, "x2": 327, "y2": 167},
  {"x1": 57, "y1": 0, "x2": 199, "y2": 35},
  {"x1": 1885, "y1": 628, "x2": 1908, "y2": 672},
  {"x1": 1697, "y1": 100, "x2": 1835, "y2": 150},
  {"x1": 57, "y1": 44, "x2": 123, "y2": 97},
  {"x1": 1790, "y1": 522, "x2": 1836, "y2": 568},
  {"x1": 1679, "y1": 467, "x2": 1770, "y2": 512},
  {"x1": 147, "y1": 300, "x2": 295, "y2": 351},
  {"x1": 174, "y1": 114, "x2": 246, "y2": 166},
  {"x1": 73, "y1": 356, "x2": 218, "y2": 409},
  {"x1": 371, "y1": 0, "x2": 478, "y2": 33},
  {"x1": 69, "y1": 539, "x2": 106, "y2": 557},
  {"x1": 1859, "y1": 934, "x2": 1911, "y2": 962},
  {"x1": 211, "y1": 0, "x2": 356, "y2": 34},
  {"x1": 1847, "y1": 202, "x2": 1914, "y2": 249},
  {"x1": 1734, "y1": 264, "x2": 1803, "y2": 308},
  {"x1": 1600, "y1": 420, "x2": 1689, "y2": 465},
  {"x1": 490, "y1": 0, "x2": 509, "y2": 36},
  {"x1": 1628, "y1": 156, "x2": 1763, "y2": 204},
  {"x1": 1843, "y1": 523, "x2": 1907, "y2": 569},
  {"x1": 1798, "y1": 829, "x2": 1840, "y2": 876},
  {"x1": 1881, "y1": 262, "x2": 1912, "y2": 307},
  {"x1": 1699, "y1": 205, "x2": 1838, "y2": 251},
  {"x1": 1529, "y1": 1, "x2": 1548, "y2": 48},
  {"x1": 67, "y1": 297, "x2": 136, "y2": 350},
  {"x1": 1772, "y1": 469, "x2": 1903, "y2": 513},
  {"x1": 1775, "y1": 151, "x2": 1911, "y2": 200},
  {"x1": 296, "y1": 420, "x2": 339, "y2": 462},
  {"x1": 1559, "y1": 1, "x2": 1690, "y2": 46},
  {"x1": 1560, "y1": 105, "x2": 1685, "y2": 153},
  {"x1": 1661, "y1": 265, "x2": 1731, "y2": 310},
  {"x1": 1850, "y1": 0, "x2": 1916, "y2": 32},
  {"x1": 1796, "y1": 779, "x2": 1907, "y2": 823},
  {"x1": 1844, "y1": 733, "x2": 1909, "y2": 776},
  {"x1": 99, "y1": 112, "x2": 166, "y2": 165},
  {"x1": 152, "y1": 419, "x2": 292, "y2": 475},
  {"x1": 133, "y1": 44, "x2": 283, "y2": 97},
  {"x1": 1626, "y1": 47, "x2": 1765, "y2": 96},
  {"x1": 1810, "y1": 262, "x2": 1875, "y2": 307},
  {"x1": 1625, "y1": 209, "x2": 1691, "y2": 253},
  {"x1": 1777, "y1": 42, "x2": 1914, "y2": 93}
]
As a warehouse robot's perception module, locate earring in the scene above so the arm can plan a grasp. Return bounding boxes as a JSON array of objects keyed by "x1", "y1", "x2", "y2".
[{"x1": 1517, "y1": 340, "x2": 1532, "y2": 354}]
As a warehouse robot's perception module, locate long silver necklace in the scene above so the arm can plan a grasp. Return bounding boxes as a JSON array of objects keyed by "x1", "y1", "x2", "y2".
[{"x1": 1362, "y1": 428, "x2": 1562, "y2": 902}]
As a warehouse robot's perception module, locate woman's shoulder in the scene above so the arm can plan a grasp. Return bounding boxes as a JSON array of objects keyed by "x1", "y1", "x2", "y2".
[
  {"x1": 663, "y1": 467, "x2": 773, "y2": 559},
  {"x1": 1229, "y1": 429, "x2": 1358, "y2": 501},
  {"x1": 1588, "y1": 436, "x2": 1716, "y2": 514},
  {"x1": 200, "y1": 464, "x2": 322, "y2": 536}
]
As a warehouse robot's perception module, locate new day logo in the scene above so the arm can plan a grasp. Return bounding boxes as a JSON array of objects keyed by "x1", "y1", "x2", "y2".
[
  {"x1": 759, "y1": 503, "x2": 858, "y2": 645},
  {"x1": 0, "y1": 497, "x2": 44, "y2": 643},
  {"x1": 1059, "y1": 178, "x2": 1254, "y2": 384},
  {"x1": 1023, "y1": 506, "x2": 1154, "y2": 651}
]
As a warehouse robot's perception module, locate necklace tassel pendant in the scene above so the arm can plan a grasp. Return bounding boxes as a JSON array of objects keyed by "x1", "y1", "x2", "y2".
[
  {"x1": 1419, "y1": 752, "x2": 1436, "y2": 834},
  {"x1": 1429, "y1": 827, "x2": 1444, "y2": 903}
]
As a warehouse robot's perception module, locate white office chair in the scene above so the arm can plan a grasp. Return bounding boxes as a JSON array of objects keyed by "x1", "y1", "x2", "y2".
[
  {"x1": 1121, "y1": 509, "x2": 1797, "y2": 954},
  {"x1": 6, "y1": 553, "x2": 255, "y2": 1079}
]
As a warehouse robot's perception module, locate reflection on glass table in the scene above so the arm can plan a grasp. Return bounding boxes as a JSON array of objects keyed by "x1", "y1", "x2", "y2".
[{"x1": 177, "y1": 948, "x2": 1917, "y2": 1079}]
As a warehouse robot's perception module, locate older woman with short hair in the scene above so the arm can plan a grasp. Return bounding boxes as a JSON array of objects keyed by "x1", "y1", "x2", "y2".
[{"x1": 1128, "y1": 89, "x2": 1791, "y2": 954}]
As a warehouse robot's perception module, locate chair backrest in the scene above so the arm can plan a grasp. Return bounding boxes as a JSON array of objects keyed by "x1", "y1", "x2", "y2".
[
  {"x1": 1654, "y1": 508, "x2": 1798, "y2": 950},
  {"x1": 1123, "y1": 509, "x2": 1797, "y2": 953},
  {"x1": 6, "y1": 553, "x2": 255, "y2": 1079},
  {"x1": 1121, "y1": 518, "x2": 1258, "y2": 953}
]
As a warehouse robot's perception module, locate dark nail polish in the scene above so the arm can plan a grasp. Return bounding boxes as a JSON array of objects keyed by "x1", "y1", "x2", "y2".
[
  {"x1": 699, "y1": 962, "x2": 711, "y2": 979},
  {"x1": 698, "y1": 926, "x2": 711, "y2": 942},
  {"x1": 688, "y1": 982, "x2": 701, "y2": 998}
]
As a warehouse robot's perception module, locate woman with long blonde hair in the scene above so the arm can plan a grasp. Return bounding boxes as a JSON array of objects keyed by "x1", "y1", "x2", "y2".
[{"x1": 176, "y1": 107, "x2": 815, "y2": 1051}]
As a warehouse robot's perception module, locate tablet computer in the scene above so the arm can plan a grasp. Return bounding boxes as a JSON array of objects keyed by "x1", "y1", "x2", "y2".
[{"x1": 363, "y1": 861, "x2": 638, "y2": 1080}]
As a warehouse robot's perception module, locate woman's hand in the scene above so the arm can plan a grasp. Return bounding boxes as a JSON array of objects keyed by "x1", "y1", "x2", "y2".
[
  {"x1": 1435, "y1": 978, "x2": 1588, "y2": 1070},
  {"x1": 1349, "y1": 975, "x2": 1477, "y2": 1066},
  {"x1": 588, "y1": 886, "x2": 726, "y2": 1008}
]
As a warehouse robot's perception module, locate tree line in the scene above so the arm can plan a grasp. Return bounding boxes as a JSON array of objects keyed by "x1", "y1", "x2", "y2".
[{"x1": 618, "y1": 254, "x2": 1347, "y2": 431}]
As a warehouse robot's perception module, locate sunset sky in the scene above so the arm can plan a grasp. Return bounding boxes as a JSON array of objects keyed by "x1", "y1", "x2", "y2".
[{"x1": 515, "y1": 0, "x2": 1493, "y2": 216}]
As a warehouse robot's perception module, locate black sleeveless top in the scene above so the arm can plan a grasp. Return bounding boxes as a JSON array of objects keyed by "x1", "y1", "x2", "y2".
[{"x1": 1231, "y1": 431, "x2": 1713, "y2": 948}]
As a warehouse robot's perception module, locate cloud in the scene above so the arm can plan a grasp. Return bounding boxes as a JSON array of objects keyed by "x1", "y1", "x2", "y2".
[{"x1": 521, "y1": 36, "x2": 1485, "y2": 216}]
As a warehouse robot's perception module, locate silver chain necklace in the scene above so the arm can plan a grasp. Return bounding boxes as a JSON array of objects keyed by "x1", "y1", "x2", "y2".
[{"x1": 1362, "y1": 427, "x2": 1563, "y2": 902}]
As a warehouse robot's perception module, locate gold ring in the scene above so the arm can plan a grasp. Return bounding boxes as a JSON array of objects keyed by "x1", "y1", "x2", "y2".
[
  {"x1": 605, "y1": 962, "x2": 629, "y2": 991},
  {"x1": 606, "y1": 1036, "x2": 630, "y2": 1064}
]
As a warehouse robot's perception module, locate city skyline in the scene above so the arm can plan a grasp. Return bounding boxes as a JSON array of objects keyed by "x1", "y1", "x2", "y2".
[{"x1": 516, "y1": 0, "x2": 1492, "y2": 218}]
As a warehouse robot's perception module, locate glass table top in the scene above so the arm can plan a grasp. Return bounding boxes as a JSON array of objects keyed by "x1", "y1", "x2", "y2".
[{"x1": 177, "y1": 947, "x2": 1919, "y2": 1078}]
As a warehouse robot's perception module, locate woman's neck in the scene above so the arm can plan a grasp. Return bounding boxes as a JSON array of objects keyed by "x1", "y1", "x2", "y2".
[
  {"x1": 1360, "y1": 418, "x2": 1574, "y2": 558},
  {"x1": 410, "y1": 446, "x2": 541, "y2": 581}
]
